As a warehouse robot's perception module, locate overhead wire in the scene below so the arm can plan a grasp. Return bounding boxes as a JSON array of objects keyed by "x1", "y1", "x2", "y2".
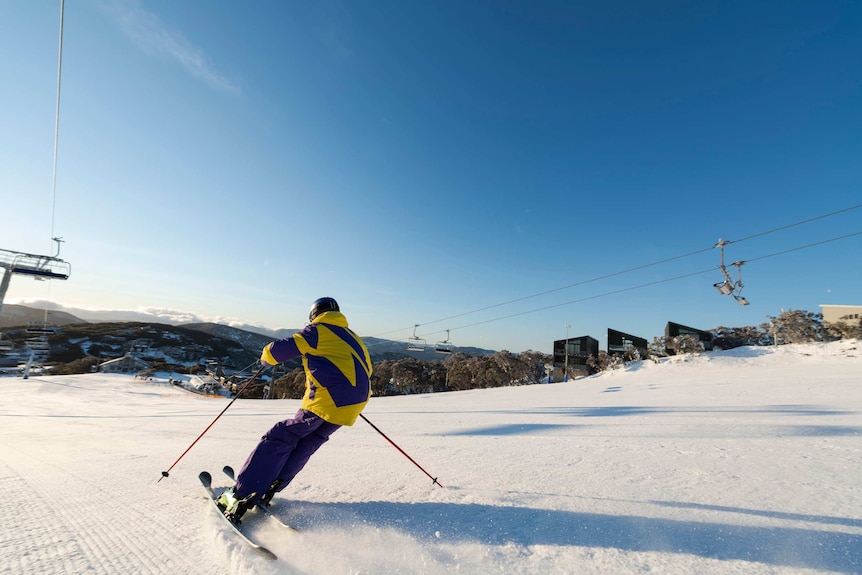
[
  {"x1": 740, "y1": 230, "x2": 862, "y2": 265},
  {"x1": 50, "y1": 0, "x2": 65, "y2": 249},
  {"x1": 376, "y1": 204, "x2": 862, "y2": 341},
  {"x1": 408, "y1": 246, "x2": 715, "y2": 328},
  {"x1": 42, "y1": 0, "x2": 66, "y2": 327},
  {"x1": 371, "y1": 247, "x2": 715, "y2": 339},
  {"x1": 727, "y1": 204, "x2": 862, "y2": 245},
  {"x1": 441, "y1": 230, "x2": 862, "y2": 337},
  {"x1": 448, "y1": 267, "x2": 717, "y2": 333}
]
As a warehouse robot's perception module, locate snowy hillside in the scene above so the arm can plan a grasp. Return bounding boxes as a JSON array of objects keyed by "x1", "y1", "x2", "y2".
[{"x1": 1, "y1": 340, "x2": 860, "y2": 574}]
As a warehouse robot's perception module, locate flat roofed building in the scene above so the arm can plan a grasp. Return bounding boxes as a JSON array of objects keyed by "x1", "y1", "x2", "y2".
[
  {"x1": 99, "y1": 354, "x2": 150, "y2": 374},
  {"x1": 665, "y1": 321, "x2": 714, "y2": 351},
  {"x1": 607, "y1": 328, "x2": 648, "y2": 359},
  {"x1": 820, "y1": 304, "x2": 862, "y2": 324},
  {"x1": 553, "y1": 335, "x2": 599, "y2": 377}
]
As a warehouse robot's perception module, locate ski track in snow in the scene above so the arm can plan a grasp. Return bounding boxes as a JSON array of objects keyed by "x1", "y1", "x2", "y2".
[{"x1": 1, "y1": 443, "x2": 210, "y2": 574}]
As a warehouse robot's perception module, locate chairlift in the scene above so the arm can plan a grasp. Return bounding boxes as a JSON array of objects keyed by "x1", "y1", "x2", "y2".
[
  {"x1": 1, "y1": 239, "x2": 71, "y2": 281},
  {"x1": 730, "y1": 261, "x2": 749, "y2": 306},
  {"x1": 435, "y1": 329, "x2": 454, "y2": 354},
  {"x1": 26, "y1": 336, "x2": 50, "y2": 348},
  {"x1": 713, "y1": 239, "x2": 750, "y2": 306},
  {"x1": 0, "y1": 333, "x2": 12, "y2": 352},
  {"x1": 406, "y1": 324, "x2": 426, "y2": 352},
  {"x1": 25, "y1": 337, "x2": 50, "y2": 359},
  {"x1": 26, "y1": 323, "x2": 57, "y2": 335}
]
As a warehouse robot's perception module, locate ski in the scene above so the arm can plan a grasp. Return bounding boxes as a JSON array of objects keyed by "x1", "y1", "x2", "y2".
[
  {"x1": 222, "y1": 465, "x2": 299, "y2": 532},
  {"x1": 199, "y1": 471, "x2": 277, "y2": 560}
]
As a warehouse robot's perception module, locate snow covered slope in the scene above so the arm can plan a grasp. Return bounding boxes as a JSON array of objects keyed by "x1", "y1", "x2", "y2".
[{"x1": 1, "y1": 340, "x2": 860, "y2": 574}]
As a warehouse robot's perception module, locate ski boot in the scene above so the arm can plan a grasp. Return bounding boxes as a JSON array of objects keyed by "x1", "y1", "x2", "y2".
[
  {"x1": 257, "y1": 479, "x2": 283, "y2": 509},
  {"x1": 217, "y1": 487, "x2": 256, "y2": 524}
]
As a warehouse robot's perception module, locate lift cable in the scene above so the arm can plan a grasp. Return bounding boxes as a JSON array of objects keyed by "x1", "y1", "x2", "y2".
[
  {"x1": 50, "y1": 0, "x2": 65, "y2": 247},
  {"x1": 442, "y1": 230, "x2": 862, "y2": 336},
  {"x1": 371, "y1": 247, "x2": 714, "y2": 340},
  {"x1": 739, "y1": 230, "x2": 862, "y2": 265},
  {"x1": 42, "y1": 0, "x2": 66, "y2": 326},
  {"x1": 727, "y1": 203, "x2": 861, "y2": 245},
  {"x1": 0, "y1": 1, "x2": 69, "y2": 330},
  {"x1": 375, "y1": 204, "x2": 861, "y2": 340},
  {"x1": 449, "y1": 268, "x2": 717, "y2": 332},
  {"x1": 395, "y1": 229, "x2": 862, "y2": 341}
]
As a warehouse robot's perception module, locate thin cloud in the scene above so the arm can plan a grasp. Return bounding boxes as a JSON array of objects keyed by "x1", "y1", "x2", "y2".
[{"x1": 100, "y1": 0, "x2": 241, "y2": 94}]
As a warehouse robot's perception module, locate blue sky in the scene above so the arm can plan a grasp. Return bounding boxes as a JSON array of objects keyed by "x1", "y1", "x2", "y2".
[{"x1": 2, "y1": 0, "x2": 860, "y2": 353}]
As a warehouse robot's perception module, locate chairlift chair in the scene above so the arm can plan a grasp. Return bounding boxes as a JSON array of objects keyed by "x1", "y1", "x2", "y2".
[
  {"x1": 435, "y1": 329, "x2": 454, "y2": 354},
  {"x1": 406, "y1": 324, "x2": 426, "y2": 352},
  {"x1": 0, "y1": 337, "x2": 12, "y2": 352},
  {"x1": 1, "y1": 240, "x2": 71, "y2": 281},
  {"x1": 713, "y1": 280, "x2": 734, "y2": 295},
  {"x1": 730, "y1": 261, "x2": 749, "y2": 306},
  {"x1": 26, "y1": 324, "x2": 57, "y2": 335}
]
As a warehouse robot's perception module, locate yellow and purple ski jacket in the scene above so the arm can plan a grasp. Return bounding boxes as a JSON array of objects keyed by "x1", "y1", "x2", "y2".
[{"x1": 261, "y1": 310, "x2": 372, "y2": 426}]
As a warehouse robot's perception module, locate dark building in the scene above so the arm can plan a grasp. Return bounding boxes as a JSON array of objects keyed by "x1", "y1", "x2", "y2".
[
  {"x1": 607, "y1": 328, "x2": 648, "y2": 359},
  {"x1": 665, "y1": 321, "x2": 714, "y2": 351},
  {"x1": 553, "y1": 335, "x2": 600, "y2": 377}
]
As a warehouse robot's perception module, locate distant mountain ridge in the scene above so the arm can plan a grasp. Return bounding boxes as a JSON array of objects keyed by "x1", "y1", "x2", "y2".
[
  {"x1": 184, "y1": 323, "x2": 495, "y2": 360},
  {"x1": 0, "y1": 304, "x2": 84, "y2": 328},
  {"x1": 1, "y1": 305, "x2": 496, "y2": 362}
]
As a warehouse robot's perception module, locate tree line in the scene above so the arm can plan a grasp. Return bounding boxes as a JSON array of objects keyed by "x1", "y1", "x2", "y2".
[
  {"x1": 260, "y1": 308, "x2": 860, "y2": 400},
  {"x1": 262, "y1": 350, "x2": 551, "y2": 400},
  {"x1": 30, "y1": 308, "x2": 860, "y2": 396}
]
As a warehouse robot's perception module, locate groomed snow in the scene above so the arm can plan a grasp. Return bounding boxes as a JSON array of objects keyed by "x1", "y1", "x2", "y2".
[{"x1": 1, "y1": 340, "x2": 860, "y2": 574}]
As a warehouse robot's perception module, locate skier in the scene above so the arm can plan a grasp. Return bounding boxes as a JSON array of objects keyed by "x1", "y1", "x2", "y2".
[{"x1": 218, "y1": 297, "x2": 372, "y2": 522}]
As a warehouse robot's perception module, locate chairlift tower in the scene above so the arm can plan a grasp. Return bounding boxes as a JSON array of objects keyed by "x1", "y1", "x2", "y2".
[{"x1": 1, "y1": 0, "x2": 71, "y2": 375}]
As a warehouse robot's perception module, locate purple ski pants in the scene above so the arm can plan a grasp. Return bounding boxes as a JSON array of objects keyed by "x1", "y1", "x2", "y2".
[{"x1": 234, "y1": 409, "x2": 340, "y2": 503}]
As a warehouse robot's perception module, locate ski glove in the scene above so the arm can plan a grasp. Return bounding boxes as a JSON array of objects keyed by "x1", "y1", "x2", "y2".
[{"x1": 260, "y1": 343, "x2": 278, "y2": 366}]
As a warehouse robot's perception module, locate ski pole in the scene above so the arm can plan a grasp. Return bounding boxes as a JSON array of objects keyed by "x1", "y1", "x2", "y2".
[
  {"x1": 359, "y1": 413, "x2": 443, "y2": 488},
  {"x1": 158, "y1": 364, "x2": 268, "y2": 482}
]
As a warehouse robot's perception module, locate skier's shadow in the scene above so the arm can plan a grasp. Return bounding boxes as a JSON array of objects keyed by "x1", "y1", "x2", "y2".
[{"x1": 273, "y1": 500, "x2": 861, "y2": 574}]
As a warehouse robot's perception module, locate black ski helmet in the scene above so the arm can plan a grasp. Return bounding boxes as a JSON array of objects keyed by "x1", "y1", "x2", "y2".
[{"x1": 309, "y1": 297, "x2": 339, "y2": 322}]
